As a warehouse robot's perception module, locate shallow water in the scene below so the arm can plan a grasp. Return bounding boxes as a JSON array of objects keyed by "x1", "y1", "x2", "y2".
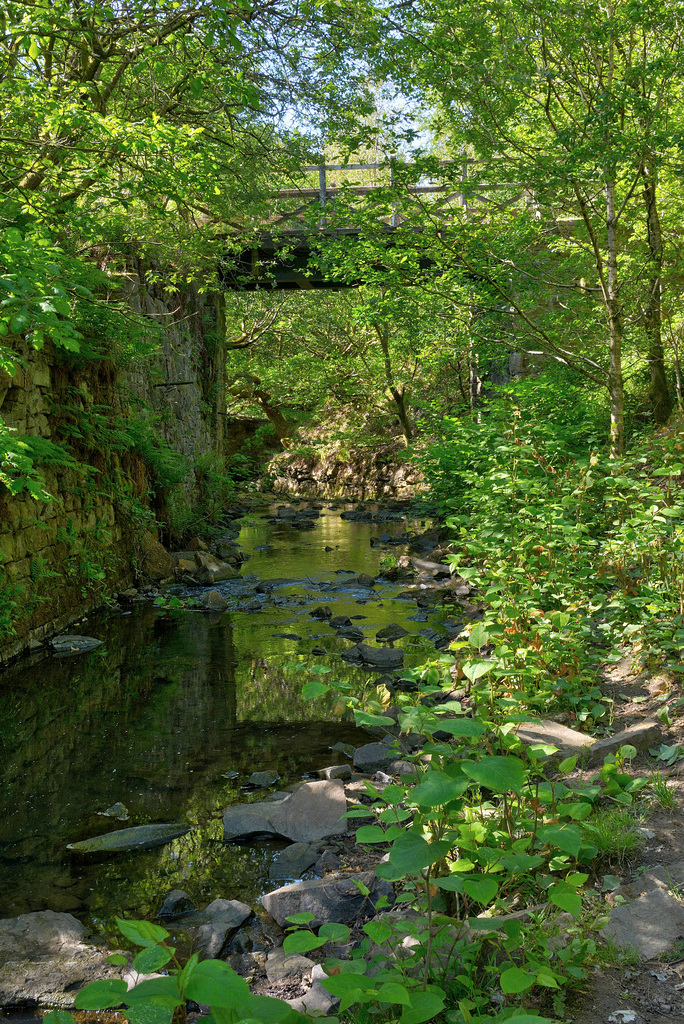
[{"x1": 0, "y1": 501, "x2": 448, "y2": 939}]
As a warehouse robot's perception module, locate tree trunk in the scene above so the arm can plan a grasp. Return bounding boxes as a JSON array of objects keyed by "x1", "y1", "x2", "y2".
[
  {"x1": 253, "y1": 390, "x2": 292, "y2": 443},
  {"x1": 606, "y1": 180, "x2": 625, "y2": 455},
  {"x1": 375, "y1": 322, "x2": 413, "y2": 444},
  {"x1": 642, "y1": 164, "x2": 673, "y2": 425}
]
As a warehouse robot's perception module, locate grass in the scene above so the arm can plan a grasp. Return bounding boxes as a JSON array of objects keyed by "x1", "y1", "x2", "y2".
[
  {"x1": 651, "y1": 770, "x2": 677, "y2": 811},
  {"x1": 581, "y1": 807, "x2": 643, "y2": 866}
]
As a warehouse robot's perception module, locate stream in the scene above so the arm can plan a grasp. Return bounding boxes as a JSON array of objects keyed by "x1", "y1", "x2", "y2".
[{"x1": 0, "y1": 499, "x2": 454, "y2": 944}]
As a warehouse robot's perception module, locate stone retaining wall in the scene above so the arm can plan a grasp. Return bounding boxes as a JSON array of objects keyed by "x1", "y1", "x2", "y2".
[{"x1": 0, "y1": 266, "x2": 226, "y2": 663}]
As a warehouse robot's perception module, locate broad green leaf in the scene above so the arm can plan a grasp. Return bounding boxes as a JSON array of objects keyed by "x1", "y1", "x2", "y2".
[
  {"x1": 411, "y1": 771, "x2": 469, "y2": 807},
  {"x1": 537, "y1": 824, "x2": 582, "y2": 858},
  {"x1": 356, "y1": 825, "x2": 390, "y2": 843},
  {"x1": 107, "y1": 954, "x2": 128, "y2": 966},
  {"x1": 283, "y1": 931, "x2": 325, "y2": 953},
  {"x1": 400, "y1": 987, "x2": 445, "y2": 1024},
  {"x1": 125, "y1": 977, "x2": 182, "y2": 1008},
  {"x1": 374, "y1": 982, "x2": 411, "y2": 1005},
  {"x1": 284, "y1": 912, "x2": 315, "y2": 925},
  {"x1": 115, "y1": 918, "x2": 169, "y2": 948},
  {"x1": 74, "y1": 980, "x2": 129, "y2": 1010},
  {"x1": 43, "y1": 1013, "x2": 77, "y2": 1024},
  {"x1": 500, "y1": 966, "x2": 535, "y2": 994},
  {"x1": 363, "y1": 919, "x2": 393, "y2": 943},
  {"x1": 183, "y1": 960, "x2": 250, "y2": 1006},
  {"x1": 468, "y1": 623, "x2": 490, "y2": 650},
  {"x1": 558, "y1": 755, "x2": 578, "y2": 773},
  {"x1": 548, "y1": 883, "x2": 582, "y2": 917},
  {"x1": 462, "y1": 755, "x2": 526, "y2": 794},
  {"x1": 462, "y1": 875, "x2": 498, "y2": 904},
  {"x1": 499, "y1": 852, "x2": 545, "y2": 873},
  {"x1": 462, "y1": 661, "x2": 493, "y2": 682},
  {"x1": 431, "y1": 718, "x2": 485, "y2": 738},
  {"x1": 318, "y1": 922, "x2": 351, "y2": 942},
  {"x1": 302, "y1": 680, "x2": 330, "y2": 700},
  {"x1": 388, "y1": 833, "x2": 452, "y2": 874},
  {"x1": 243, "y1": 994, "x2": 306, "y2": 1023},
  {"x1": 125, "y1": 1005, "x2": 174, "y2": 1024},
  {"x1": 132, "y1": 943, "x2": 174, "y2": 973}
]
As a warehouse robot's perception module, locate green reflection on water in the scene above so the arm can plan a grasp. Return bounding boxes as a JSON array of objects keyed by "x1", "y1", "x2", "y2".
[{"x1": 0, "y1": 504, "x2": 444, "y2": 935}]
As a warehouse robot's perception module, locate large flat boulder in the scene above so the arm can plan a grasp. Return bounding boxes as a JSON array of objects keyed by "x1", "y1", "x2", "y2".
[
  {"x1": 0, "y1": 911, "x2": 124, "y2": 1008},
  {"x1": 588, "y1": 720, "x2": 662, "y2": 766},
  {"x1": 341, "y1": 644, "x2": 404, "y2": 670},
  {"x1": 515, "y1": 719, "x2": 593, "y2": 759},
  {"x1": 223, "y1": 780, "x2": 348, "y2": 843},
  {"x1": 602, "y1": 887, "x2": 684, "y2": 959},
  {"x1": 262, "y1": 871, "x2": 394, "y2": 929}
]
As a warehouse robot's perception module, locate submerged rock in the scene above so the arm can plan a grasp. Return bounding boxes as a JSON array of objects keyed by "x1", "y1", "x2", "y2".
[
  {"x1": 341, "y1": 643, "x2": 404, "y2": 669},
  {"x1": 375, "y1": 623, "x2": 409, "y2": 642},
  {"x1": 50, "y1": 635, "x2": 103, "y2": 656},
  {"x1": 245, "y1": 770, "x2": 280, "y2": 789},
  {"x1": 158, "y1": 889, "x2": 198, "y2": 919},
  {"x1": 223, "y1": 780, "x2": 347, "y2": 843},
  {"x1": 268, "y1": 842, "x2": 323, "y2": 880},
  {"x1": 67, "y1": 823, "x2": 191, "y2": 854}
]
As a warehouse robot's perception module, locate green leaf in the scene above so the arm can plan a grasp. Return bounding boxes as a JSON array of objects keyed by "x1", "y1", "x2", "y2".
[
  {"x1": 558, "y1": 755, "x2": 578, "y2": 773},
  {"x1": 183, "y1": 961, "x2": 250, "y2": 1006},
  {"x1": 74, "y1": 980, "x2": 129, "y2": 1010},
  {"x1": 462, "y1": 875, "x2": 498, "y2": 904},
  {"x1": 499, "y1": 852, "x2": 545, "y2": 873},
  {"x1": 243, "y1": 994, "x2": 306, "y2": 1023},
  {"x1": 125, "y1": 1005, "x2": 174, "y2": 1024},
  {"x1": 548, "y1": 883, "x2": 582, "y2": 917},
  {"x1": 388, "y1": 833, "x2": 452, "y2": 874},
  {"x1": 537, "y1": 824, "x2": 582, "y2": 858},
  {"x1": 462, "y1": 660, "x2": 493, "y2": 682},
  {"x1": 318, "y1": 922, "x2": 351, "y2": 943},
  {"x1": 356, "y1": 825, "x2": 390, "y2": 843},
  {"x1": 500, "y1": 966, "x2": 535, "y2": 994},
  {"x1": 468, "y1": 623, "x2": 490, "y2": 649},
  {"x1": 107, "y1": 954, "x2": 128, "y2": 966},
  {"x1": 283, "y1": 931, "x2": 325, "y2": 953},
  {"x1": 462, "y1": 755, "x2": 526, "y2": 794},
  {"x1": 285, "y1": 912, "x2": 316, "y2": 925},
  {"x1": 115, "y1": 918, "x2": 169, "y2": 948},
  {"x1": 125, "y1": 977, "x2": 182, "y2": 1008},
  {"x1": 302, "y1": 680, "x2": 330, "y2": 700},
  {"x1": 363, "y1": 919, "x2": 393, "y2": 943},
  {"x1": 375, "y1": 982, "x2": 411, "y2": 1005},
  {"x1": 431, "y1": 718, "x2": 485, "y2": 738},
  {"x1": 43, "y1": 1012, "x2": 77, "y2": 1024},
  {"x1": 400, "y1": 987, "x2": 445, "y2": 1024},
  {"x1": 132, "y1": 944, "x2": 174, "y2": 973},
  {"x1": 411, "y1": 771, "x2": 469, "y2": 807}
]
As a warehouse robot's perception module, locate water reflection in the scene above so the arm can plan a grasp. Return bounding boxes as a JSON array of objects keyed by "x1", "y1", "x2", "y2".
[{"x1": 0, "y1": 504, "x2": 444, "y2": 936}]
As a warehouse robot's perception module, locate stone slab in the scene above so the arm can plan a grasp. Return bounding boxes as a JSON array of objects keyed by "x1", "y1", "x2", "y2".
[
  {"x1": 0, "y1": 911, "x2": 124, "y2": 1008},
  {"x1": 223, "y1": 780, "x2": 348, "y2": 843},
  {"x1": 603, "y1": 887, "x2": 684, "y2": 958},
  {"x1": 588, "y1": 721, "x2": 663, "y2": 766},
  {"x1": 515, "y1": 719, "x2": 593, "y2": 758},
  {"x1": 262, "y1": 871, "x2": 394, "y2": 930}
]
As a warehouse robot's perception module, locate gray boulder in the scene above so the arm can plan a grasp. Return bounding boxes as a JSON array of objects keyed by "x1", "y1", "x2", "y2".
[
  {"x1": 341, "y1": 644, "x2": 404, "y2": 669},
  {"x1": 269, "y1": 842, "x2": 323, "y2": 880},
  {"x1": 200, "y1": 589, "x2": 229, "y2": 612},
  {"x1": 184, "y1": 899, "x2": 252, "y2": 960},
  {"x1": 287, "y1": 964, "x2": 339, "y2": 1015},
  {"x1": 158, "y1": 889, "x2": 197, "y2": 919},
  {"x1": 330, "y1": 615, "x2": 352, "y2": 628},
  {"x1": 515, "y1": 719, "x2": 593, "y2": 760},
  {"x1": 266, "y1": 947, "x2": 315, "y2": 983},
  {"x1": 246, "y1": 770, "x2": 280, "y2": 789},
  {"x1": 588, "y1": 720, "x2": 662, "y2": 766},
  {"x1": 603, "y1": 887, "x2": 684, "y2": 958},
  {"x1": 354, "y1": 742, "x2": 394, "y2": 772},
  {"x1": 262, "y1": 871, "x2": 394, "y2": 929},
  {"x1": 376, "y1": 624, "x2": 409, "y2": 642},
  {"x1": 224, "y1": 780, "x2": 348, "y2": 843},
  {"x1": 51, "y1": 635, "x2": 103, "y2": 656},
  {"x1": 317, "y1": 764, "x2": 352, "y2": 781},
  {"x1": 0, "y1": 911, "x2": 124, "y2": 1008}
]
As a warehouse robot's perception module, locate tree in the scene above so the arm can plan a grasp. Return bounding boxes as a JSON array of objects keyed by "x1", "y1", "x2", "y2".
[{"x1": 357, "y1": 0, "x2": 684, "y2": 451}]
